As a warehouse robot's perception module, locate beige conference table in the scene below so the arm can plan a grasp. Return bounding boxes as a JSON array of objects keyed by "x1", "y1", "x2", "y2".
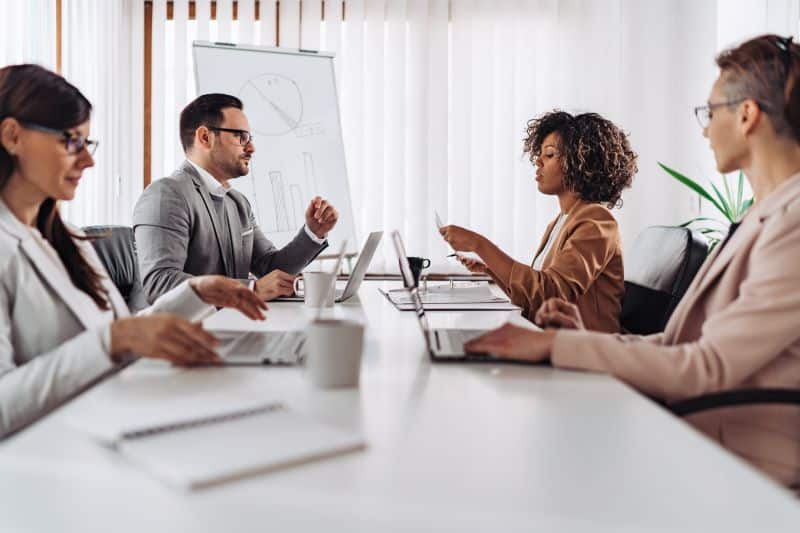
[{"x1": 0, "y1": 280, "x2": 798, "y2": 532}]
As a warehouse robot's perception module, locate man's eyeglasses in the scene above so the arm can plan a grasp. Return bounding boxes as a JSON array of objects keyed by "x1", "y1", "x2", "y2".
[
  {"x1": 693, "y1": 99, "x2": 747, "y2": 128},
  {"x1": 208, "y1": 127, "x2": 254, "y2": 146},
  {"x1": 20, "y1": 121, "x2": 99, "y2": 156}
]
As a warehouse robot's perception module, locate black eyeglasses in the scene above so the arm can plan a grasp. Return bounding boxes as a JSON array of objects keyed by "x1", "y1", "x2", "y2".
[
  {"x1": 208, "y1": 127, "x2": 254, "y2": 146},
  {"x1": 20, "y1": 121, "x2": 99, "y2": 156},
  {"x1": 693, "y1": 99, "x2": 747, "y2": 128}
]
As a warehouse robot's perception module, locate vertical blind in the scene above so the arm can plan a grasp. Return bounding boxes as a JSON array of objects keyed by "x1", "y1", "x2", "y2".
[
  {"x1": 1, "y1": 1, "x2": 796, "y2": 269},
  {"x1": 0, "y1": 0, "x2": 56, "y2": 70},
  {"x1": 59, "y1": 0, "x2": 144, "y2": 228},
  {"x1": 150, "y1": 0, "x2": 568, "y2": 270},
  {"x1": 152, "y1": 0, "x2": 798, "y2": 271}
]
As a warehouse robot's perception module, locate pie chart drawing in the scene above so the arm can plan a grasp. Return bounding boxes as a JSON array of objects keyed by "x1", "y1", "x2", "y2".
[{"x1": 239, "y1": 74, "x2": 303, "y2": 136}]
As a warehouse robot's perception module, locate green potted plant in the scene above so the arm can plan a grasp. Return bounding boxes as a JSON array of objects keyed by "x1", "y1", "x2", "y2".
[{"x1": 658, "y1": 162, "x2": 754, "y2": 250}]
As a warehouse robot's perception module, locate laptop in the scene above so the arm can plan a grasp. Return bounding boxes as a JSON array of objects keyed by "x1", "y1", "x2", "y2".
[
  {"x1": 279, "y1": 231, "x2": 383, "y2": 303},
  {"x1": 215, "y1": 330, "x2": 306, "y2": 366},
  {"x1": 390, "y1": 231, "x2": 495, "y2": 362}
]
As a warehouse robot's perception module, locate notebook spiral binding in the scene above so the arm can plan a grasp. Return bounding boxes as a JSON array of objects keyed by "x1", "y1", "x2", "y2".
[{"x1": 120, "y1": 402, "x2": 285, "y2": 441}]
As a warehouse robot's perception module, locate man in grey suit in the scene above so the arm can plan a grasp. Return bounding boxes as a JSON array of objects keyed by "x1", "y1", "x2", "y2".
[{"x1": 133, "y1": 93, "x2": 339, "y2": 303}]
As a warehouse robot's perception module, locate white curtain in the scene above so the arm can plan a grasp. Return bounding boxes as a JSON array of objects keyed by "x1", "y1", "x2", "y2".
[
  {"x1": 59, "y1": 0, "x2": 144, "y2": 228},
  {"x1": 148, "y1": 0, "x2": 798, "y2": 272},
  {"x1": 0, "y1": 0, "x2": 56, "y2": 69}
]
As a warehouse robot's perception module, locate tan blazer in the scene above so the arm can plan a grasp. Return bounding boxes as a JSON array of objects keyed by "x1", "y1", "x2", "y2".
[
  {"x1": 492, "y1": 200, "x2": 624, "y2": 333},
  {"x1": 552, "y1": 173, "x2": 800, "y2": 491}
]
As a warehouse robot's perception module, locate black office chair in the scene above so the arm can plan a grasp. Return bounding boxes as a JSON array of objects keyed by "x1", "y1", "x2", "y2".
[
  {"x1": 669, "y1": 388, "x2": 800, "y2": 416},
  {"x1": 82, "y1": 225, "x2": 149, "y2": 314},
  {"x1": 620, "y1": 226, "x2": 708, "y2": 335}
]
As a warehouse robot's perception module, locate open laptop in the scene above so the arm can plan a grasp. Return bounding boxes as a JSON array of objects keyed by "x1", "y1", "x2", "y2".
[
  {"x1": 391, "y1": 231, "x2": 496, "y2": 362},
  {"x1": 216, "y1": 241, "x2": 353, "y2": 366},
  {"x1": 215, "y1": 329, "x2": 306, "y2": 366},
  {"x1": 278, "y1": 231, "x2": 383, "y2": 303}
]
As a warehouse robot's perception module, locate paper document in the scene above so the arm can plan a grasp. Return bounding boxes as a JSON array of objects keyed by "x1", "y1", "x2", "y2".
[
  {"x1": 434, "y1": 210, "x2": 445, "y2": 230},
  {"x1": 380, "y1": 283, "x2": 520, "y2": 311},
  {"x1": 435, "y1": 210, "x2": 457, "y2": 255},
  {"x1": 435, "y1": 211, "x2": 481, "y2": 263},
  {"x1": 389, "y1": 283, "x2": 508, "y2": 305},
  {"x1": 70, "y1": 402, "x2": 365, "y2": 490}
]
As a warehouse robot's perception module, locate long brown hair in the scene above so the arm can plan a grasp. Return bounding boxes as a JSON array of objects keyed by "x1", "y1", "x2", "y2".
[
  {"x1": 0, "y1": 64, "x2": 109, "y2": 310},
  {"x1": 716, "y1": 34, "x2": 800, "y2": 142}
]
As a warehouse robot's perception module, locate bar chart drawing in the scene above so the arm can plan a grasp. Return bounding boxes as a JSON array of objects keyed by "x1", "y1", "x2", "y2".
[
  {"x1": 302, "y1": 152, "x2": 319, "y2": 193},
  {"x1": 268, "y1": 171, "x2": 292, "y2": 232},
  {"x1": 289, "y1": 185, "x2": 304, "y2": 231},
  {"x1": 195, "y1": 42, "x2": 358, "y2": 252},
  {"x1": 258, "y1": 153, "x2": 321, "y2": 234}
]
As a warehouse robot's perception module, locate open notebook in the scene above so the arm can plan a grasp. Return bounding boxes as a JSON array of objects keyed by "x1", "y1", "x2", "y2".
[{"x1": 69, "y1": 402, "x2": 365, "y2": 490}]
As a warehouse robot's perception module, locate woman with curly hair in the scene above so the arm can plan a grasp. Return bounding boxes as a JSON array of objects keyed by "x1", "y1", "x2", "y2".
[{"x1": 440, "y1": 111, "x2": 637, "y2": 332}]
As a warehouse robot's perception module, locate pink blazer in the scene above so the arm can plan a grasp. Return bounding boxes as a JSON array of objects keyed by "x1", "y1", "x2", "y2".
[{"x1": 552, "y1": 173, "x2": 800, "y2": 491}]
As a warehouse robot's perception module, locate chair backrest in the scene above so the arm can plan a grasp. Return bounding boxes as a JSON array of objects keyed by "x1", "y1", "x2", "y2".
[
  {"x1": 620, "y1": 226, "x2": 708, "y2": 335},
  {"x1": 82, "y1": 225, "x2": 148, "y2": 314}
]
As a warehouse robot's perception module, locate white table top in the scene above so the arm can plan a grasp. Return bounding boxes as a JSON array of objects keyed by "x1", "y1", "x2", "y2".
[{"x1": 0, "y1": 280, "x2": 798, "y2": 532}]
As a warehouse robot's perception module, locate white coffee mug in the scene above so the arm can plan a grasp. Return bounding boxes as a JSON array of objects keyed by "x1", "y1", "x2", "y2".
[
  {"x1": 293, "y1": 272, "x2": 335, "y2": 308},
  {"x1": 305, "y1": 319, "x2": 364, "y2": 388}
]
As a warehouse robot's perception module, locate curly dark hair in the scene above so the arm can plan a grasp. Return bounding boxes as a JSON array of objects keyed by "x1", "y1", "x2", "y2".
[{"x1": 522, "y1": 110, "x2": 638, "y2": 208}]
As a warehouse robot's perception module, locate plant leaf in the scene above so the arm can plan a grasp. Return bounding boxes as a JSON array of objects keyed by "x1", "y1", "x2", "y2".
[
  {"x1": 736, "y1": 171, "x2": 744, "y2": 218},
  {"x1": 697, "y1": 227, "x2": 725, "y2": 235},
  {"x1": 722, "y1": 173, "x2": 734, "y2": 211},
  {"x1": 709, "y1": 181, "x2": 734, "y2": 221},
  {"x1": 681, "y1": 217, "x2": 728, "y2": 226},
  {"x1": 658, "y1": 162, "x2": 727, "y2": 216},
  {"x1": 742, "y1": 197, "x2": 754, "y2": 214},
  {"x1": 679, "y1": 216, "x2": 728, "y2": 228}
]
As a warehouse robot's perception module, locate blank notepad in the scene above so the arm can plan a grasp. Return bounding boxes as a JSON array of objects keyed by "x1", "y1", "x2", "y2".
[{"x1": 113, "y1": 404, "x2": 365, "y2": 490}]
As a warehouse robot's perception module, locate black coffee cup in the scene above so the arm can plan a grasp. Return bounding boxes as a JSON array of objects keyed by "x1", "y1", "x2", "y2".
[{"x1": 406, "y1": 257, "x2": 431, "y2": 287}]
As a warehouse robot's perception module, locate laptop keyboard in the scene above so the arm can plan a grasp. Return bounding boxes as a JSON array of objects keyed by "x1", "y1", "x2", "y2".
[
  {"x1": 439, "y1": 329, "x2": 487, "y2": 350},
  {"x1": 218, "y1": 331, "x2": 306, "y2": 364}
]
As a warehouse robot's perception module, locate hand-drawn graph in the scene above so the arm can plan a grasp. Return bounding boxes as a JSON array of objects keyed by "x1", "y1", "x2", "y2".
[
  {"x1": 239, "y1": 74, "x2": 303, "y2": 136},
  {"x1": 255, "y1": 152, "x2": 321, "y2": 234}
]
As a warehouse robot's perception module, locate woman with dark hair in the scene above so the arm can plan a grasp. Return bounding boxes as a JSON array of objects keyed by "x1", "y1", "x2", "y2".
[
  {"x1": 466, "y1": 34, "x2": 800, "y2": 492},
  {"x1": 0, "y1": 64, "x2": 268, "y2": 437},
  {"x1": 440, "y1": 111, "x2": 637, "y2": 332}
]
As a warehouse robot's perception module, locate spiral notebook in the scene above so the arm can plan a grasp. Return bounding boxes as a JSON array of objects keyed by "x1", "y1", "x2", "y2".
[{"x1": 74, "y1": 402, "x2": 365, "y2": 490}]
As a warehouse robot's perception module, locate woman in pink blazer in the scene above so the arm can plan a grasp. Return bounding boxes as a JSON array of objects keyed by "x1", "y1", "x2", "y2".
[{"x1": 466, "y1": 34, "x2": 800, "y2": 493}]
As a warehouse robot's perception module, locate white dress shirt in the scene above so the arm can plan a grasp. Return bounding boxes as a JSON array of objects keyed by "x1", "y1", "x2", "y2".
[{"x1": 186, "y1": 159, "x2": 326, "y2": 244}]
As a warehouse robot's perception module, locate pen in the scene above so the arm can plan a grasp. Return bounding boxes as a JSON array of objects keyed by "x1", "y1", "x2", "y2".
[{"x1": 447, "y1": 253, "x2": 458, "y2": 258}]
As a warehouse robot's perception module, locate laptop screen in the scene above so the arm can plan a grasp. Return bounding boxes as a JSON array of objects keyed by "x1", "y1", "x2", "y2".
[
  {"x1": 390, "y1": 231, "x2": 433, "y2": 349},
  {"x1": 340, "y1": 231, "x2": 382, "y2": 299}
]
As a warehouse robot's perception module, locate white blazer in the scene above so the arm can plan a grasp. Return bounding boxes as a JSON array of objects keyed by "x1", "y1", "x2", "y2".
[{"x1": 0, "y1": 199, "x2": 214, "y2": 437}]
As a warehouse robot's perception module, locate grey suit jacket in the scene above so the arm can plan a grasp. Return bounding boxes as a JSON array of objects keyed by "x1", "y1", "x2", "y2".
[
  {"x1": 0, "y1": 198, "x2": 214, "y2": 438},
  {"x1": 132, "y1": 161, "x2": 327, "y2": 303}
]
